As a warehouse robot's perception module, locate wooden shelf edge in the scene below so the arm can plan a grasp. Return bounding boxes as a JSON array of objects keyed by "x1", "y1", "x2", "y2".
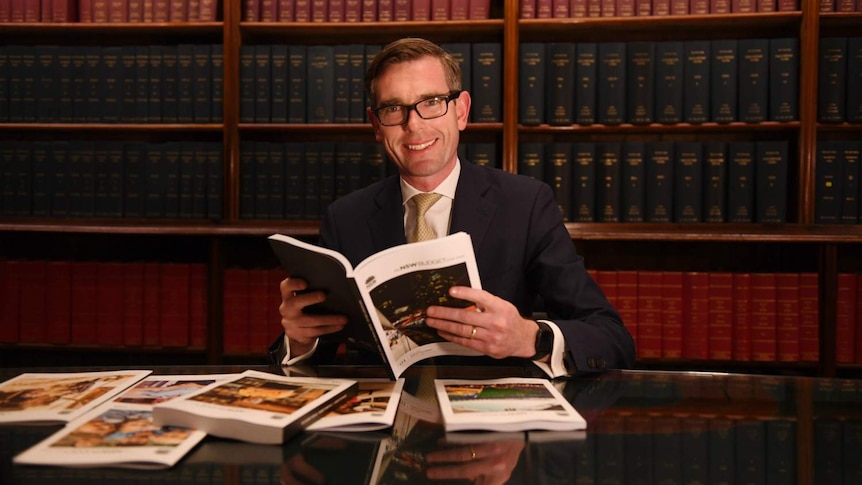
[
  {"x1": 241, "y1": 18, "x2": 503, "y2": 32},
  {"x1": 521, "y1": 121, "x2": 801, "y2": 134},
  {"x1": 0, "y1": 123, "x2": 224, "y2": 132},
  {"x1": 238, "y1": 122, "x2": 502, "y2": 132},
  {"x1": 3, "y1": 221, "x2": 862, "y2": 242},
  {"x1": 0, "y1": 221, "x2": 322, "y2": 236},
  {"x1": 567, "y1": 223, "x2": 862, "y2": 242},
  {"x1": 520, "y1": 11, "x2": 802, "y2": 27},
  {"x1": 0, "y1": 22, "x2": 223, "y2": 32},
  {"x1": 0, "y1": 343, "x2": 207, "y2": 353},
  {"x1": 816, "y1": 122, "x2": 862, "y2": 133}
]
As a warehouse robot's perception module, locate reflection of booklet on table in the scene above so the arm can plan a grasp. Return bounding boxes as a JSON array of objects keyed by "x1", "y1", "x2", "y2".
[
  {"x1": 13, "y1": 403, "x2": 206, "y2": 469},
  {"x1": 307, "y1": 378, "x2": 405, "y2": 432},
  {"x1": 0, "y1": 370, "x2": 152, "y2": 424},
  {"x1": 152, "y1": 370, "x2": 357, "y2": 445},
  {"x1": 434, "y1": 378, "x2": 587, "y2": 432},
  {"x1": 12, "y1": 373, "x2": 242, "y2": 469},
  {"x1": 268, "y1": 231, "x2": 483, "y2": 379}
]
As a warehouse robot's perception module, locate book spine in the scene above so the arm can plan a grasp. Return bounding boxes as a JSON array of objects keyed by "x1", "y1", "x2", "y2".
[
  {"x1": 769, "y1": 38, "x2": 799, "y2": 121},
  {"x1": 333, "y1": 45, "x2": 351, "y2": 124},
  {"x1": 71, "y1": 261, "x2": 98, "y2": 345},
  {"x1": 0, "y1": 260, "x2": 21, "y2": 343},
  {"x1": 848, "y1": 38, "x2": 862, "y2": 122},
  {"x1": 288, "y1": 45, "x2": 307, "y2": 123},
  {"x1": 471, "y1": 43, "x2": 502, "y2": 123},
  {"x1": 673, "y1": 141, "x2": 702, "y2": 223},
  {"x1": 616, "y1": 270, "x2": 639, "y2": 350},
  {"x1": 703, "y1": 142, "x2": 727, "y2": 223},
  {"x1": 96, "y1": 262, "x2": 125, "y2": 346},
  {"x1": 518, "y1": 142, "x2": 545, "y2": 181},
  {"x1": 818, "y1": 37, "x2": 848, "y2": 123},
  {"x1": 733, "y1": 272, "x2": 752, "y2": 361},
  {"x1": 546, "y1": 42, "x2": 575, "y2": 126},
  {"x1": 270, "y1": 45, "x2": 288, "y2": 123},
  {"x1": 223, "y1": 268, "x2": 250, "y2": 354},
  {"x1": 750, "y1": 273, "x2": 777, "y2": 361},
  {"x1": 683, "y1": 40, "x2": 710, "y2": 124},
  {"x1": 775, "y1": 272, "x2": 800, "y2": 362},
  {"x1": 122, "y1": 261, "x2": 144, "y2": 347},
  {"x1": 636, "y1": 271, "x2": 662, "y2": 359},
  {"x1": 661, "y1": 271, "x2": 683, "y2": 359},
  {"x1": 626, "y1": 41, "x2": 654, "y2": 125},
  {"x1": 575, "y1": 43, "x2": 597, "y2": 124},
  {"x1": 840, "y1": 142, "x2": 860, "y2": 224},
  {"x1": 546, "y1": 142, "x2": 573, "y2": 221},
  {"x1": 728, "y1": 141, "x2": 755, "y2": 222},
  {"x1": 815, "y1": 141, "x2": 843, "y2": 224},
  {"x1": 572, "y1": 142, "x2": 596, "y2": 222},
  {"x1": 654, "y1": 41, "x2": 683, "y2": 124},
  {"x1": 755, "y1": 141, "x2": 789, "y2": 223},
  {"x1": 682, "y1": 272, "x2": 709, "y2": 360},
  {"x1": 798, "y1": 272, "x2": 819, "y2": 362},
  {"x1": 836, "y1": 273, "x2": 857, "y2": 363},
  {"x1": 710, "y1": 39, "x2": 737, "y2": 123},
  {"x1": 621, "y1": 141, "x2": 646, "y2": 222},
  {"x1": 596, "y1": 142, "x2": 622, "y2": 222},
  {"x1": 597, "y1": 42, "x2": 626, "y2": 125},
  {"x1": 18, "y1": 260, "x2": 47, "y2": 344},
  {"x1": 646, "y1": 141, "x2": 674, "y2": 222},
  {"x1": 519, "y1": 43, "x2": 546, "y2": 126},
  {"x1": 306, "y1": 45, "x2": 334, "y2": 123},
  {"x1": 708, "y1": 272, "x2": 733, "y2": 360}
]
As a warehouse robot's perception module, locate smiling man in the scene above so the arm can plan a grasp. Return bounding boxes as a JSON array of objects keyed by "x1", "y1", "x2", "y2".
[{"x1": 270, "y1": 38, "x2": 635, "y2": 377}]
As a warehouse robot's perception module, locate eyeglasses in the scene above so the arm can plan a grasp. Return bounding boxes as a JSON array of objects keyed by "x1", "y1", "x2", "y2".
[{"x1": 372, "y1": 91, "x2": 462, "y2": 127}]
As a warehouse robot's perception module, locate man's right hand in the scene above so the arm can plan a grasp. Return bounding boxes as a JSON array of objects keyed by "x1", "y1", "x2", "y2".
[{"x1": 279, "y1": 277, "x2": 347, "y2": 356}]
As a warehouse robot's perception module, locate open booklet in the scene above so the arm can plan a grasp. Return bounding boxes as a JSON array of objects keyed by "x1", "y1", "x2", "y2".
[
  {"x1": 0, "y1": 370, "x2": 152, "y2": 424},
  {"x1": 434, "y1": 377, "x2": 587, "y2": 433},
  {"x1": 268, "y1": 231, "x2": 483, "y2": 379},
  {"x1": 306, "y1": 378, "x2": 405, "y2": 432},
  {"x1": 152, "y1": 370, "x2": 357, "y2": 445},
  {"x1": 11, "y1": 374, "x2": 239, "y2": 469}
]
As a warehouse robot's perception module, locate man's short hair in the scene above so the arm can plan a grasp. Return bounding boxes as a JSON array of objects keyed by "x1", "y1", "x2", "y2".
[{"x1": 364, "y1": 37, "x2": 462, "y2": 107}]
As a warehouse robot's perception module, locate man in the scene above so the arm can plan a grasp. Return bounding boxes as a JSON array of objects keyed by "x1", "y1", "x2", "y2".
[{"x1": 270, "y1": 38, "x2": 635, "y2": 376}]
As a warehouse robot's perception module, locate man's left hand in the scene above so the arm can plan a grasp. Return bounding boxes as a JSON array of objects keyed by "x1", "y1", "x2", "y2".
[{"x1": 425, "y1": 286, "x2": 539, "y2": 360}]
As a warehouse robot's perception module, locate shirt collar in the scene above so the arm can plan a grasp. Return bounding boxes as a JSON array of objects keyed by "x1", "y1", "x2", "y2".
[{"x1": 400, "y1": 159, "x2": 461, "y2": 205}]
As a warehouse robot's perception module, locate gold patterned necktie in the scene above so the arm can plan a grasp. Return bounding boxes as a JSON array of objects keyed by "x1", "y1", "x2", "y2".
[{"x1": 409, "y1": 192, "x2": 443, "y2": 243}]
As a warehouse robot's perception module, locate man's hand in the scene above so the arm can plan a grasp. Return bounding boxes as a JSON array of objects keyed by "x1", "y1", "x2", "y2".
[
  {"x1": 425, "y1": 286, "x2": 540, "y2": 359},
  {"x1": 279, "y1": 277, "x2": 347, "y2": 356},
  {"x1": 424, "y1": 438, "x2": 526, "y2": 485}
]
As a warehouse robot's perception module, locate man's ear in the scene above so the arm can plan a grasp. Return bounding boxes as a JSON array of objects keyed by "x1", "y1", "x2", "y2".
[
  {"x1": 455, "y1": 91, "x2": 471, "y2": 130},
  {"x1": 367, "y1": 107, "x2": 383, "y2": 142}
]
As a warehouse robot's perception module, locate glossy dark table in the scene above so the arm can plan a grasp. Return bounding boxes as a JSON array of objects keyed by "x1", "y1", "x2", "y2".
[{"x1": 1, "y1": 364, "x2": 859, "y2": 485}]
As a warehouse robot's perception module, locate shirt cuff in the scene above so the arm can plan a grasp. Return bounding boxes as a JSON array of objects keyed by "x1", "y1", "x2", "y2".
[
  {"x1": 530, "y1": 320, "x2": 569, "y2": 379},
  {"x1": 280, "y1": 335, "x2": 318, "y2": 366}
]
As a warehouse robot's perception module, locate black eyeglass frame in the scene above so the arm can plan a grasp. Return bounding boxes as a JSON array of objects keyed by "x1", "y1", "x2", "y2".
[{"x1": 371, "y1": 90, "x2": 463, "y2": 126}]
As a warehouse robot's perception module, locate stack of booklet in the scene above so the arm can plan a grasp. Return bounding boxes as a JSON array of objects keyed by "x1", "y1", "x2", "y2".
[{"x1": 2, "y1": 367, "x2": 586, "y2": 471}]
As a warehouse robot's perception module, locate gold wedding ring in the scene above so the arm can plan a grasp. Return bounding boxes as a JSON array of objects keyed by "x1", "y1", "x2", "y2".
[
  {"x1": 469, "y1": 326, "x2": 477, "y2": 339},
  {"x1": 470, "y1": 446, "x2": 477, "y2": 460}
]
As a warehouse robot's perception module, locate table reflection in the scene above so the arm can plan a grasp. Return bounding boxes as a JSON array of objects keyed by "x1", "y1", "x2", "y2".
[{"x1": 2, "y1": 367, "x2": 861, "y2": 485}]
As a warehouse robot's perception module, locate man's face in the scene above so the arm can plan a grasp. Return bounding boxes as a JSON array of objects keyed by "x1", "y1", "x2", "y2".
[{"x1": 368, "y1": 56, "x2": 471, "y2": 191}]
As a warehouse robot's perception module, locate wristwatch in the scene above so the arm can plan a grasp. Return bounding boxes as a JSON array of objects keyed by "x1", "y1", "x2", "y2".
[{"x1": 530, "y1": 321, "x2": 554, "y2": 360}]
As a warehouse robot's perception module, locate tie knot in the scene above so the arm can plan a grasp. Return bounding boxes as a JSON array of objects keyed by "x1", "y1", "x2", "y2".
[
  {"x1": 412, "y1": 192, "x2": 443, "y2": 216},
  {"x1": 408, "y1": 193, "x2": 443, "y2": 243}
]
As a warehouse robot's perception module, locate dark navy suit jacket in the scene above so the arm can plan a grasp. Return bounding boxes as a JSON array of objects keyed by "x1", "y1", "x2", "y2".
[{"x1": 269, "y1": 161, "x2": 635, "y2": 375}]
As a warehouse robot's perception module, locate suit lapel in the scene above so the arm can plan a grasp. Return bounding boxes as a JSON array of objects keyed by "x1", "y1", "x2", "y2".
[
  {"x1": 368, "y1": 176, "x2": 408, "y2": 251},
  {"x1": 450, "y1": 162, "x2": 496, "y2": 249}
]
